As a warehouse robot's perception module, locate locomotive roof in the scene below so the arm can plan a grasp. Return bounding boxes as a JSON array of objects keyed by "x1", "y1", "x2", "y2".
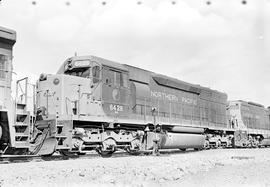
[
  {"x1": 0, "y1": 26, "x2": 16, "y2": 45},
  {"x1": 124, "y1": 64, "x2": 199, "y2": 87},
  {"x1": 56, "y1": 55, "x2": 227, "y2": 97},
  {"x1": 125, "y1": 64, "x2": 226, "y2": 97},
  {"x1": 84, "y1": 55, "x2": 128, "y2": 71},
  {"x1": 57, "y1": 55, "x2": 128, "y2": 74},
  {"x1": 152, "y1": 73, "x2": 201, "y2": 94},
  {"x1": 233, "y1": 100, "x2": 265, "y2": 108}
]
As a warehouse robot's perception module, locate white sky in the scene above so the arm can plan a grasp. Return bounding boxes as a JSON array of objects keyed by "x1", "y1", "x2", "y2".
[{"x1": 1, "y1": 0, "x2": 270, "y2": 106}]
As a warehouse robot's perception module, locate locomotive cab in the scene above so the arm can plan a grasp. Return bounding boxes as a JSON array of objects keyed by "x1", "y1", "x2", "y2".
[
  {"x1": 36, "y1": 56, "x2": 131, "y2": 121},
  {"x1": 36, "y1": 58, "x2": 104, "y2": 119}
]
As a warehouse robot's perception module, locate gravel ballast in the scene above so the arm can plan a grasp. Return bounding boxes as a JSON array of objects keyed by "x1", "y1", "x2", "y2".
[{"x1": 1, "y1": 148, "x2": 270, "y2": 187}]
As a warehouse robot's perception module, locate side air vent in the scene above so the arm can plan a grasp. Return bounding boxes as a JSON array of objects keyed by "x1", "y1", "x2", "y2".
[
  {"x1": 152, "y1": 75, "x2": 201, "y2": 94},
  {"x1": 247, "y1": 101, "x2": 264, "y2": 108}
]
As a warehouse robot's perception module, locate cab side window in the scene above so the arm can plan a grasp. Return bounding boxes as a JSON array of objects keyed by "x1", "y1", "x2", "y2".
[
  {"x1": 104, "y1": 68, "x2": 128, "y2": 88},
  {"x1": 113, "y1": 70, "x2": 128, "y2": 88},
  {"x1": 104, "y1": 69, "x2": 113, "y2": 85},
  {"x1": 122, "y1": 73, "x2": 128, "y2": 88},
  {"x1": 114, "y1": 71, "x2": 121, "y2": 87},
  {"x1": 92, "y1": 66, "x2": 101, "y2": 83},
  {"x1": 0, "y1": 55, "x2": 6, "y2": 79}
]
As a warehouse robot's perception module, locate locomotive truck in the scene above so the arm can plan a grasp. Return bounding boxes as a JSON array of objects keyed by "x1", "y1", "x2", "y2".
[{"x1": 30, "y1": 55, "x2": 270, "y2": 156}]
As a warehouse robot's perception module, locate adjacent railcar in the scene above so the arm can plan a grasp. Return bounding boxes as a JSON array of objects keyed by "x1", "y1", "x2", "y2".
[
  {"x1": 0, "y1": 26, "x2": 31, "y2": 155},
  {"x1": 32, "y1": 55, "x2": 232, "y2": 156},
  {"x1": 228, "y1": 100, "x2": 270, "y2": 147},
  {"x1": 0, "y1": 26, "x2": 15, "y2": 153}
]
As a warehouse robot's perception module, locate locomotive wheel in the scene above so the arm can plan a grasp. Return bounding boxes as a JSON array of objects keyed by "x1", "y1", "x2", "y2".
[
  {"x1": 59, "y1": 149, "x2": 76, "y2": 157},
  {"x1": 216, "y1": 140, "x2": 222, "y2": 149},
  {"x1": 204, "y1": 140, "x2": 210, "y2": 150},
  {"x1": 126, "y1": 147, "x2": 141, "y2": 155},
  {"x1": 4, "y1": 148, "x2": 28, "y2": 155},
  {"x1": 41, "y1": 153, "x2": 54, "y2": 157},
  {"x1": 96, "y1": 148, "x2": 115, "y2": 157},
  {"x1": 76, "y1": 152, "x2": 86, "y2": 155}
]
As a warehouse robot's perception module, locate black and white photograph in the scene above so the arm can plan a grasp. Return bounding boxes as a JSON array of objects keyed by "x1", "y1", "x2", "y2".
[{"x1": 0, "y1": 0, "x2": 270, "y2": 186}]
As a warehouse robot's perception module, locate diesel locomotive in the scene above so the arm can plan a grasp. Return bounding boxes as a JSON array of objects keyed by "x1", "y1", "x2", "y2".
[
  {"x1": 28, "y1": 55, "x2": 270, "y2": 156},
  {"x1": 1, "y1": 26, "x2": 270, "y2": 156}
]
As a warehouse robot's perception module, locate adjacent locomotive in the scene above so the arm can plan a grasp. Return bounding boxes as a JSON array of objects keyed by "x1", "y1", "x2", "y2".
[
  {"x1": 0, "y1": 26, "x2": 32, "y2": 155},
  {"x1": 228, "y1": 100, "x2": 270, "y2": 147},
  {"x1": 32, "y1": 55, "x2": 236, "y2": 156}
]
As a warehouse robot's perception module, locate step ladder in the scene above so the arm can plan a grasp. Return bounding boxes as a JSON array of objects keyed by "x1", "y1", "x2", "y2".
[
  {"x1": 55, "y1": 121, "x2": 70, "y2": 150},
  {"x1": 13, "y1": 77, "x2": 33, "y2": 148}
]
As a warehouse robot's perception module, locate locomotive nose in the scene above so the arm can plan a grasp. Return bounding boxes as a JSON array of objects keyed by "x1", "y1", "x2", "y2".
[{"x1": 36, "y1": 74, "x2": 63, "y2": 118}]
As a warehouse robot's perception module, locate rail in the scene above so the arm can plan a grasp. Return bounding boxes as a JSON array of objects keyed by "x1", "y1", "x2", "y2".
[{"x1": 0, "y1": 148, "x2": 202, "y2": 164}]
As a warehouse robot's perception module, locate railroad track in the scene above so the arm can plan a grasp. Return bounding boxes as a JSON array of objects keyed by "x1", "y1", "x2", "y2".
[
  {"x1": 3, "y1": 147, "x2": 265, "y2": 165},
  {"x1": 0, "y1": 149, "x2": 201, "y2": 164},
  {"x1": 0, "y1": 152, "x2": 122, "y2": 164}
]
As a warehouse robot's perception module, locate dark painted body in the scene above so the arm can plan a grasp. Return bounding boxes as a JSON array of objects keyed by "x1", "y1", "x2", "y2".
[{"x1": 32, "y1": 55, "x2": 270, "y2": 156}]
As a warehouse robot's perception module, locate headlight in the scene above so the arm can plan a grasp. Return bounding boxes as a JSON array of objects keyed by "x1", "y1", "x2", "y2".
[
  {"x1": 39, "y1": 73, "x2": 47, "y2": 81},
  {"x1": 53, "y1": 78, "x2": 60, "y2": 85}
]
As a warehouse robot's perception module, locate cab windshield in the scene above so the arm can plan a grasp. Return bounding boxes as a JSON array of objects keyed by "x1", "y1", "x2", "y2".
[
  {"x1": 65, "y1": 68, "x2": 91, "y2": 78},
  {"x1": 64, "y1": 60, "x2": 101, "y2": 83}
]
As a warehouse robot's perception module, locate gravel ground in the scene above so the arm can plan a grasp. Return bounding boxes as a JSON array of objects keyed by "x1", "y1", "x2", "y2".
[{"x1": 1, "y1": 148, "x2": 270, "y2": 187}]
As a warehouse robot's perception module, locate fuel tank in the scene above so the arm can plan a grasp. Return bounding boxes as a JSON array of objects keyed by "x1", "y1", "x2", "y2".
[
  {"x1": 261, "y1": 138, "x2": 270, "y2": 147},
  {"x1": 146, "y1": 132, "x2": 205, "y2": 150}
]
